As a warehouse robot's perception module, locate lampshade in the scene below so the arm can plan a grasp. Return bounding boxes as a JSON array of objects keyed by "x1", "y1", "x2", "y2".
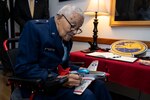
[{"x1": 84, "y1": 0, "x2": 109, "y2": 16}]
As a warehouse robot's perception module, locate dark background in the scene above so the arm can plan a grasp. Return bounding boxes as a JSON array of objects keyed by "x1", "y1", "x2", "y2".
[{"x1": 115, "y1": 0, "x2": 150, "y2": 21}]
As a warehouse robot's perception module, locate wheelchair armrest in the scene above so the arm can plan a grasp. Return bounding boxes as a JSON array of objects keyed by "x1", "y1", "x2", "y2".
[
  {"x1": 8, "y1": 76, "x2": 68, "y2": 87},
  {"x1": 8, "y1": 76, "x2": 42, "y2": 86}
]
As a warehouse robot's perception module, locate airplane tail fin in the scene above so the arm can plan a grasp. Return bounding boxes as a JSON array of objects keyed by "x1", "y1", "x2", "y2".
[{"x1": 87, "y1": 60, "x2": 99, "y2": 71}]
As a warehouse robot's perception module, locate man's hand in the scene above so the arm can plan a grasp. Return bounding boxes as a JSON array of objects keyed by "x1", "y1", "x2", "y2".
[{"x1": 63, "y1": 74, "x2": 82, "y2": 88}]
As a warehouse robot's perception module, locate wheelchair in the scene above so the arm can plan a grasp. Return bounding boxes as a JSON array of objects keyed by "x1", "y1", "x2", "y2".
[{"x1": 2, "y1": 38, "x2": 69, "y2": 100}]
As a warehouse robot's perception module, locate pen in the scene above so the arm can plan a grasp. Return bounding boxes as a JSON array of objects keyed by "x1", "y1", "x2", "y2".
[{"x1": 112, "y1": 56, "x2": 121, "y2": 58}]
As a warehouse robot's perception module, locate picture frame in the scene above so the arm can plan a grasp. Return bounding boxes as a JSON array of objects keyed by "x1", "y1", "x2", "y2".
[{"x1": 110, "y1": 0, "x2": 150, "y2": 26}]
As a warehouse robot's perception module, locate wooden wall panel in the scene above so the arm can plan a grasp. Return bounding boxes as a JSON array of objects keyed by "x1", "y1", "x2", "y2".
[{"x1": 73, "y1": 36, "x2": 150, "y2": 48}]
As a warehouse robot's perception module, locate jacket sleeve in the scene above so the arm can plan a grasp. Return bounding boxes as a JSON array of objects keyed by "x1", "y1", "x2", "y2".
[
  {"x1": 15, "y1": 21, "x2": 49, "y2": 80},
  {"x1": 13, "y1": 0, "x2": 26, "y2": 27}
]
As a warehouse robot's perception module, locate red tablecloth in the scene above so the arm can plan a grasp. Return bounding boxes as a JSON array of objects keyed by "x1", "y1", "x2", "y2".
[{"x1": 70, "y1": 51, "x2": 150, "y2": 94}]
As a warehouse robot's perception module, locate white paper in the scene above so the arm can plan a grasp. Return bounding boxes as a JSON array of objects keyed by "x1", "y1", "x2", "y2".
[{"x1": 86, "y1": 52, "x2": 137, "y2": 62}]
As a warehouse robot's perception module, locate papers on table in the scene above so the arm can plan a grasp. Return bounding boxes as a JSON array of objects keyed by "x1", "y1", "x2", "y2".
[{"x1": 86, "y1": 52, "x2": 137, "y2": 63}]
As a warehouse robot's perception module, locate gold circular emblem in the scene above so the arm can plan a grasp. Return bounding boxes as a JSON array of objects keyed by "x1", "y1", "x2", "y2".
[{"x1": 111, "y1": 40, "x2": 147, "y2": 57}]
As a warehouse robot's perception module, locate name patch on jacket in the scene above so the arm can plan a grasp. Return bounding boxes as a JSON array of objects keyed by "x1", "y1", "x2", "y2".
[{"x1": 44, "y1": 48, "x2": 55, "y2": 52}]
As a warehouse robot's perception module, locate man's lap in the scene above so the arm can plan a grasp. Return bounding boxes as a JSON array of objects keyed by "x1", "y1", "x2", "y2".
[{"x1": 11, "y1": 80, "x2": 111, "y2": 100}]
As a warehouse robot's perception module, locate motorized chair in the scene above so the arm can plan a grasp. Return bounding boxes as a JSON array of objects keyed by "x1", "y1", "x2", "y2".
[
  {"x1": 2, "y1": 38, "x2": 43, "y2": 100},
  {"x1": 2, "y1": 38, "x2": 68, "y2": 100}
]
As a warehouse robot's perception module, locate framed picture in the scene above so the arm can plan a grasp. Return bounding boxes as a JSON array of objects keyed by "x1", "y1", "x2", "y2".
[{"x1": 110, "y1": 0, "x2": 150, "y2": 26}]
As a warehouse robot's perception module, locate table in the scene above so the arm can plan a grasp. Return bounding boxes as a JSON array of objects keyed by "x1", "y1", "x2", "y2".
[{"x1": 70, "y1": 51, "x2": 150, "y2": 94}]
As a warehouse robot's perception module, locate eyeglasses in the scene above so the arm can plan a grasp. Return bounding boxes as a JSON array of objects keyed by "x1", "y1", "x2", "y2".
[{"x1": 62, "y1": 14, "x2": 82, "y2": 34}]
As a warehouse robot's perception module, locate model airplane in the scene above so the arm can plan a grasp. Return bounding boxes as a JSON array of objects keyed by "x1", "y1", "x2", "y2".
[
  {"x1": 72, "y1": 60, "x2": 108, "y2": 95},
  {"x1": 58, "y1": 60, "x2": 108, "y2": 95}
]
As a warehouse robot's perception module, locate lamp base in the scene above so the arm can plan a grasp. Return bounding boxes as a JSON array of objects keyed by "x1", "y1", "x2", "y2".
[
  {"x1": 81, "y1": 42, "x2": 100, "y2": 53},
  {"x1": 81, "y1": 47, "x2": 109, "y2": 53},
  {"x1": 81, "y1": 42, "x2": 110, "y2": 53},
  {"x1": 81, "y1": 48, "x2": 94, "y2": 53},
  {"x1": 90, "y1": 45, "x2": 100, "y2": 51}
]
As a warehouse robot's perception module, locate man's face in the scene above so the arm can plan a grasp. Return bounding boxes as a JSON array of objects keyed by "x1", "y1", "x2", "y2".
[{"x1": 59, "y1": 13, "x2": 84, "y2": 41}]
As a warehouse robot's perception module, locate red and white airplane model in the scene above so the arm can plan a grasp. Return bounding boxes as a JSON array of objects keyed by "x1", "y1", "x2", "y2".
[{"x1": 72, "y1": 60, "x2": 109, "y2": 95}]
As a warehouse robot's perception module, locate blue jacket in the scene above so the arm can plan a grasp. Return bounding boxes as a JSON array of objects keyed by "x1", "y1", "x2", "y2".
[{"x1": 15, "y1": 17, "x2": 78, "y2": 80}]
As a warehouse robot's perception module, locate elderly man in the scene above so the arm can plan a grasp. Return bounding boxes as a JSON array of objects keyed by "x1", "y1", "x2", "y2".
[{"x1": 13, "y1": 4, "x2": 112, "y2": 100}]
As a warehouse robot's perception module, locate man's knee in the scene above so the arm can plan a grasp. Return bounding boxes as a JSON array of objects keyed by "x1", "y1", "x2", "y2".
[
  {"x1": 90, "y1": 80, "x2": 106, "y2": 89},
  {"x1": 81, "y1": 89, "x2": 97, "y2": 100}
]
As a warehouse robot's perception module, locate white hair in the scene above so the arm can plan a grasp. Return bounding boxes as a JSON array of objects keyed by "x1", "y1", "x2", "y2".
[{"x1": 57, "y1": 4, "x2": 84, "y2": 18}]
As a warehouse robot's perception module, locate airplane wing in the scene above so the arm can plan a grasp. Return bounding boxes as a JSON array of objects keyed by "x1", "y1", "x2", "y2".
[
  {"x1": 73, "y1": 77, "x2": 95, "y2": 95},
  {"x1": 73, "y1": 60, "x2": 99, "y2": 95}
]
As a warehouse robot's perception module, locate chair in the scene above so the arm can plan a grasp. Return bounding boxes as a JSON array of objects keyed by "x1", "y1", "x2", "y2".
[
  {"x1": 2, "y1": 38, "x2": 43, "y2": 100},
  {"x1": 2, "y1": 38, "x2": 19, "y2": 76},
  {"x1": 2, "y1": 38, "x2": 68, "y2": 100}
]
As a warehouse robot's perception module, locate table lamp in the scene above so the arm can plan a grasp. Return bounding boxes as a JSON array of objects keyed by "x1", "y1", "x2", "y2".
[{"x1": 84, "y1": 0, "x2": 109, "y2": 52}]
